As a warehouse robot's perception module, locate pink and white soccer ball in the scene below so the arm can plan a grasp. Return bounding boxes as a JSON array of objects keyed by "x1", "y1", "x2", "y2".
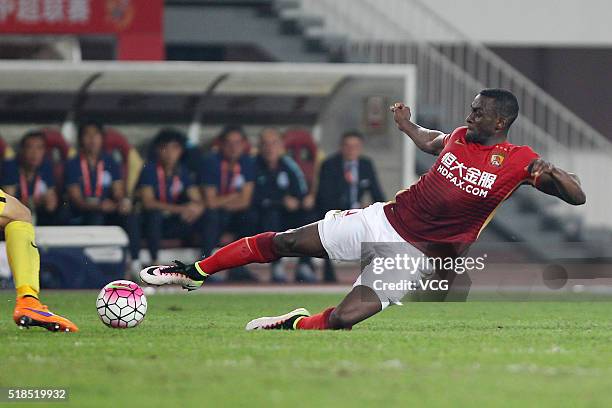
[{"x1": 96, "y1": 280, "x2": 147, "y2": 328}]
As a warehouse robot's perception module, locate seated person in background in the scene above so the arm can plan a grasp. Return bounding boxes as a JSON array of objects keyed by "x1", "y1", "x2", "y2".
[
  {"x1": 200, "y1": 125, "x2": 255, "y2": 281},
  {"x1": 253, "y1": 128, "x2": 315, "y2": 283},
  {"x1": 138, "y1": 128, "x2": 205, "y2": 265},
  {"x1": 1, "y1": 131, "x2": 58, "y2": 225},
  {"x1": 65, "y1": 120, "x2": 140, "y2": 267},
  {"x1": 316, "y1": 130, "x2": 386, "y2": 281}
]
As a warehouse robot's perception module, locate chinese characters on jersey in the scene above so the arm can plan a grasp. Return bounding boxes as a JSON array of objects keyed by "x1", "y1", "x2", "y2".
[{"x1": 437, "y1": 152, "x2": 497, "y2": 197}]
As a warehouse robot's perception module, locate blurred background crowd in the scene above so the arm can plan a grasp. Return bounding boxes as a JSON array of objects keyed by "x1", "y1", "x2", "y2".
[{"x1": 0, "y1": 123, "x2": 385, "y2": 283}]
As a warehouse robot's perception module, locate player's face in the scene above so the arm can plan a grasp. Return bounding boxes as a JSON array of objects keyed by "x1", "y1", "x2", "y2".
[
  {"x1": 81, "y1": 125, "x2": 103, "y2": 156},
  {"x1": 158, "y1": 141, "x2": 183, "y2": 168},
  {"x1": 22, "y1": 137, "x2": 45, "y2": 169},
  {"x1": 260, "y1": 130, "x2": 283, "y2": 164},
  {"x1": 222, "y1": 131, "x2": 245, "y2": 161},
  {"x1": 465, "y1": 95, "x2": 498, "y2": 143},
  {"x1": 341, "y1": 136, "x2": 363, "y2": 161}
]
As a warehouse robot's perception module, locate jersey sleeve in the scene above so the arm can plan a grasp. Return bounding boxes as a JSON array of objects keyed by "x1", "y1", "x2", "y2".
[
  {"x1": 1, "y1": 159, "x2": 19, "y2": 187},
  {"x1": 517, "y1": 146, "x2": 541, "y2": 185},
  {"x1": 442, "y1": 133, "x2": 452, "y2": 146},
  {"x1": 442, "y1": 126, "x2": 466, "y2": 147},
  {"x1": 64, "y1": 158, "x2": 81, "y2": 187},
  {"x1": 40, "y1": 160, "x2": 55, "y2": 188},
  {"x1": 106, "y1": 156, "x2": 122, "y2": 182},
  {"x1": 138, "y1": 162, "x2": 156, "y2": 187},
  {"x1": 200, "y1": 155, "x2": 220, "y2": 187},
  {"x1": 181, "y1": 166, "x2": 193, "y2": 190},
  {"x1": 241, "y1": 155, "x2": 256, "y2": 183},
  {"x1": 283, "y1": 156, "x2": 308, "y2": 198}
]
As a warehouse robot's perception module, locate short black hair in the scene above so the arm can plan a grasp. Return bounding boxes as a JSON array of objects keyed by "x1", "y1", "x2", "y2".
[
  {"x1": 218, "y1": 125, "x2": 247, "y2": 143},
  {"x1": 153, "y1": 128, "x2": 187, "y2": 150},
  {"x1": 341, "y1": 129, "x2": 364, "y2": 142},
  {"x1": 77, "y1": 119, "x2": 104, "y2": 143},
  {"x1": 479, "y1": 88, "x2": 519, "y2": 129},
  {"x1": 19, "y1": 130, "x2": 46, "y2": 150}
]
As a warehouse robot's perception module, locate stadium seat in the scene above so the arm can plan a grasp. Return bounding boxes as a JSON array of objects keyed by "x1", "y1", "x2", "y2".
[
  {"x1": 103, "y1": 128, "x2": 144, "y2": 196},
  {"x1": 283, "y1": 128, "x2": 318, "y2": 189},
  {"x1": 0, "y1": 136, "x2": 7, "y2": 159}
]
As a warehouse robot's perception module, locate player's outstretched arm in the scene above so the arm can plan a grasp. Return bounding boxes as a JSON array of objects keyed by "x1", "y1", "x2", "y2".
[
  {"x1": 528, "y1": 159, "x2": 586, "y2": 205},
  {"x1": 390, "y1": 102, "x2": 446, "y2": 155}
]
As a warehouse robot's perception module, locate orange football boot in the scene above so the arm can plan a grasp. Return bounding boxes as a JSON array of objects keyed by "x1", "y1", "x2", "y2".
[{"x1": 13, "y1": 296, "x2": 79, "y2": 332}]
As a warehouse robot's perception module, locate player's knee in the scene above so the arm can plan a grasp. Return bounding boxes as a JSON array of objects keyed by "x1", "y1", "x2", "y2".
[
  {"x1": 273, "y1": 230, "x2": 298, "y2": 255},
  {"x1": 328, "y1": 308, "x2": 354, "y2": 330},
  {"x1": 9, "y1": 200, "x2": 32, "y2": 224},
  {"x1": 2, "y1": 194, "x2": 33, "y2": 224}
]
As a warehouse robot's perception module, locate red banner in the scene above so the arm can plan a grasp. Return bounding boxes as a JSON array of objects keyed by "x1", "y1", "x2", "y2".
[
  {"x1": 0, "y1": 0, "x2": 164, "y2": 59},
  {"x1": 0, "y1": 0, "x2": 162, "y2": 34}
]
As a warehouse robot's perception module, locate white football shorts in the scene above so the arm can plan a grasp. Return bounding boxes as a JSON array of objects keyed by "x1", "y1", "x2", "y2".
[{"x1": 317, "y1": 202, "x2": 434, "y2": 308}]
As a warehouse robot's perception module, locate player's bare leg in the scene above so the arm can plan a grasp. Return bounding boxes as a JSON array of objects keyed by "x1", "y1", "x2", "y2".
[
  {"x1": 327, "y1": 285, "x2": 381, "y2": 329},
  {"x1": 0, "y1": 192, "x2": 78, "y2": 332},
  {"x1": 140, "y1": 222, "x2": 384, "y2": 330}
]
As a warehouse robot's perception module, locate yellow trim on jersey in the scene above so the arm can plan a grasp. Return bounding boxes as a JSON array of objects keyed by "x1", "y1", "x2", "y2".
[
  {"x1": 67, "y1": 146, "x2": 77, "y2": 159},
  {"x1": 476, "y1": 181, "x2": 524, "y2": 239},
  {"x1": 0, "y1": 189, "x2": 6, "y2": 216},
  {"x1": 4, "y1": 146, "x2": 15, "y2": 160}
]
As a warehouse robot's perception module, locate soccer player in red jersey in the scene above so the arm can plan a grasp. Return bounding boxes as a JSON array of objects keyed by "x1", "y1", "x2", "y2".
[{"x1": 141, "y1": 89, "x2": 586, "y2": 330}]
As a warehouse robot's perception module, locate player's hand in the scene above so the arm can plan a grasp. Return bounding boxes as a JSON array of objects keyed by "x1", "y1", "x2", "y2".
[
  {"x1": 390, "y1": 102, "x2": 411, "y2": 123},
  {"x1": 302, "y1": 193, "x2": 315, "y2": 210},
  {"x1": 179, "y1": 207, "x2": 192, "y2": 223},
  {"x1": 100, "y1": 199, "x2": 117, "y2": 213},
  {"x1": 118, "y1": 198, "x2": 132, "y2": 215},
  {"x1": 527, "y1": 159, "x2": 555, "y2": 180},
  {"x1": 44, "y1": 192, "x2": 58, "y2": 212},
  {"x1": 181, "y1": 202, "x2": 204, "y2": 224},
  {"x1": 283, "y1": 196, "x2": 300, "y2": 212}
]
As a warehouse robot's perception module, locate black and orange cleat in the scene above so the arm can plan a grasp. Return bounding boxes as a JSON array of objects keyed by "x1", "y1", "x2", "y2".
[{"x1": 13, "y1": 296, "x2": 79, "y2": 333}]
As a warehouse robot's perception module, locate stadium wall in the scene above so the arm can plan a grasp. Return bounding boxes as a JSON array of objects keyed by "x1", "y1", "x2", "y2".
[
  {"x1": 317, "y1": 77, "x2": 406, "y2": 199},
  {"x1": 165, "y1": 5, "x2": 328, "y2": 62},
  {"x1": 488, "y1": 47, "x2": 612, "y2": 139},
  {"x1": 423, "y1": 0, "x2": 612, "y2": 46},
  {"x1": 553, "y1": 150, "x2": 612, "y2": 230}
]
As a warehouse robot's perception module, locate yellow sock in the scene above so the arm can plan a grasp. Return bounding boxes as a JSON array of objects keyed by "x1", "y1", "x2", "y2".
[{"x1": 5, "y1": 221, "x2": 40, "y2": 299}]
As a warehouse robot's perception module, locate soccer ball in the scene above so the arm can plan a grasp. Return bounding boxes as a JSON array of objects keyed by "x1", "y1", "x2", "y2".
[{"x1": 96, "y1": 280, "x2": 147, "y2": 328}]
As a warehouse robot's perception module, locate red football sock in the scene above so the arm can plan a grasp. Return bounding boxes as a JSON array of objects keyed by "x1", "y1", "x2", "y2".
[
  {"x1": 296, "y1": 307, "x2": 336, "y2": 330},
  {"x1": 195, "y1": 232, "x2": 279, "y2": 275}
]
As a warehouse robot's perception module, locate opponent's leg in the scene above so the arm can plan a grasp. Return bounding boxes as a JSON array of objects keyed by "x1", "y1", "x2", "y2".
[
  {"x1": 0, "y1": 192, "x2": 78, "y2": 332},
  {"x1": 0, "y1": 194, "x2": 38, "y2": 299},
  {"x1": 140, "y1": 223, "x2": 325, "y2": 289}
]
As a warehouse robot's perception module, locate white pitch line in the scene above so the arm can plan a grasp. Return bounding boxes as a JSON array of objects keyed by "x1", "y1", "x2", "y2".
[{"x1": 144, "y1": 285, "x2": 352, "y2": 295}]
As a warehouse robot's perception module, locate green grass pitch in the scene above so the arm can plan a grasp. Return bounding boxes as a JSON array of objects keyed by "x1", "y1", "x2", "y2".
[{"x1": 1, "y1": 291, "x2": 612, "y2": 407}]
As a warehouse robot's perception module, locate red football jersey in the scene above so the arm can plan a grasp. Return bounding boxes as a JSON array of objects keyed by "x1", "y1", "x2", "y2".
[{"x1": 384, "y1": 126, "x2": 539, "y2": 256}]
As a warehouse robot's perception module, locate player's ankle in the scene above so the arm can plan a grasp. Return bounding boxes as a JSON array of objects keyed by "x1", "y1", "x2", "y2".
[
  {"x1": 193, "y1": 262, "x2": 209, "y2": 279},
  {"x1": 19, "y1": 294, "x2": 39, "y2": 300}
]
